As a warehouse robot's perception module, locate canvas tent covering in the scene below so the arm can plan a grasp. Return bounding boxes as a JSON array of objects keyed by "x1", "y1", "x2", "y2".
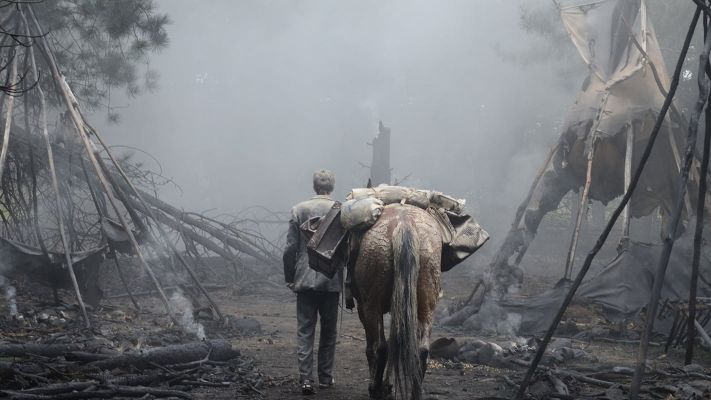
[
  {"x1": 488, "y1": 0, "x2": 708, "y2": 296},
  {"x1": 557, "y1": 0, "x2": 691, "y2": 214},
  {"x1": 487, "y1": 236, "x2": 711, "y2": 335}
]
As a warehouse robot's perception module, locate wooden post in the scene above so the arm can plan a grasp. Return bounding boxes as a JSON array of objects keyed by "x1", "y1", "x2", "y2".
[
  {"x1": 693, "y1": 317, "x2": 711, "y2": 349},
  {"x1": 27, "y1": 6, "x2": 179, "y2": 325},
  {"x1": 112, "y1": 252, "x2": 141, "y2": 312},
  {"x1": 515, "y1": 7, "x2": 701, "y2": 398},
  {"x1": 669, "y1": 129, "x2": 694, "y2": 214},
  {"x1": 563, "y1": 139, "x2": 597, "y2": 280},
  {"x1": 21, "y1": 9, "x2": 91, "y2": 328},
  {"x1": 620, "y1": 123, "x2": 635, "y2": 245},
  {"x1": 569, "y1": 191, "x2": 581, "y2": 229},
  {"x1": 80, "y1": 155, "x2": 141, "y2": 313},
  {"x1": 515, "y1": 142, "x2": 561, "y2": 231},
  {"x1": 630, "y1": 13, "x2": 711, "y2": 397},
  {"x1": 686, "y1": 35, "x2": 711, "y2": 363},
  {"x1": 370, "y1": 121, "x2": 391, "y2": 186},
  {"x1": 563, "y1": 70, "x2": 610, "y2": 280},
  {"x1": 488, "y1": 141, "x2": 560, "y2": 278},
  {"x1": 0, "y1": 31, "x2": 17, "y2": 184},
  {"x1": 23, "y1": 53, "x2": 49, "y2": 257}
]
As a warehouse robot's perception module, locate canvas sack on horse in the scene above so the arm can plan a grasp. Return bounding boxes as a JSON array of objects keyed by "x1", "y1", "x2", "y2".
[
  {"x1": 434, "y1": 209, "x2": 489, "y2": 271},
  {"x1": 340, "y1": 197, "x2": 385, "y2": 230},
  {"x1": 347, "y1": 185, "x2": 486, "y2": 271},
  {"x1": 348, "y1": 185, "x2": 466, "y2": 214},
  {"x1": 301, "y1": 202, "x2": 348, "y2": 279},
  {"x1": 349, "y1": 185, "x2": 430, "y2": 209}
]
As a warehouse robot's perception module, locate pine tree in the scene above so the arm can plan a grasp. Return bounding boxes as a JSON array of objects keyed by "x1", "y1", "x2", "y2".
[{"x1": 19, "y1": 0, "x2": 170, "y2": 121}]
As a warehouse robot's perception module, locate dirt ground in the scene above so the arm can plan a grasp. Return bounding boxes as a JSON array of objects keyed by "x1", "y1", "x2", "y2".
[
  {"x1": 194, "y1": 267, "x2": 710, "y2": 400},
  {"x1": 8, "y1": 259, "x2": 706, "y2": 400},
  {"x1": 78, "y1": 266, "x2": 505, "y2": 400},
  {"x1": 221, "y1": 290, "x2": 505, "y2": 400}
]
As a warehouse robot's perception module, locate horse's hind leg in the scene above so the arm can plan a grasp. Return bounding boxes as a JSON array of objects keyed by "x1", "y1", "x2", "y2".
[
  {"x1": 417, "y1": 323, "x2": 431, "y2": 380},
  {"x1": 357, "y1": 304, "x2": 377, "y2": 377},
  {"x1": 359, "y1": 304, "x2": 387, "y2": 399},
  {"x1": 361, "y1": 310, "x2": 389, "y2": 399},
  {"x1": 419, "y1": 343, "x2": 429, "y2": 379},
  {"x1": 373, "y1": 319, "x2": 391, "y2": 399},
  {"x1": 417, "y1": 266, "x2": 439, "y2": 381}
]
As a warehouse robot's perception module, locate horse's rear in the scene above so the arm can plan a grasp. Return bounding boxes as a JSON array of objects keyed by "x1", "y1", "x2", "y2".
[{"x1": 353, "y1": 204, "x2": 442, "y2": 400}]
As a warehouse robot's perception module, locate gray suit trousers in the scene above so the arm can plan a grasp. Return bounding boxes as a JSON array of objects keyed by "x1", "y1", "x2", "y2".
[{"x1": 296, "y1": 290, "x2": 340, "y2": 384}]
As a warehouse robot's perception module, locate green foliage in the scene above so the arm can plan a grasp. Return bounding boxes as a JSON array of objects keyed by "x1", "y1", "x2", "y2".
[{"x1": 31, "y1": 0, "x2": 170, "y2": 119}]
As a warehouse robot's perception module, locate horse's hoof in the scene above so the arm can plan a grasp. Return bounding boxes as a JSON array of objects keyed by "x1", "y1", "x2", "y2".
[{"x1": 368, "y1": 383, "x2": 390, "y2": 400}]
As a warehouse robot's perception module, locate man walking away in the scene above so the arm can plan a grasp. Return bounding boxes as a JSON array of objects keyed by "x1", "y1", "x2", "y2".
[{"x1": 283, "y1": 169, "x2": 343, "y2": 395}]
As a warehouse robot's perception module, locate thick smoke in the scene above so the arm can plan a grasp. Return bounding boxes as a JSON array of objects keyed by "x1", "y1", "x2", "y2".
[
  {"x1": 169, "y1": 290, "x2": 206, "y2": 340},
  {"x1": 94, "y1": 0, "x2": 576, "y2": 249},
  {"x1": 6, "y1": 286, "x2": 17, "y2": 317},
  {"x1": 464, "y1": 299, "x2": 522, "y2": 337},
  {"x1": 0, "y1": 275, "x2": 17, "y2": 318}
]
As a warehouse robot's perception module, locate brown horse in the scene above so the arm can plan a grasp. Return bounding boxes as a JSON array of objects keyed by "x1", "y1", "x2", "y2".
[{"x1": 352, "y1": 204, "x2": 443, "y2": 400}]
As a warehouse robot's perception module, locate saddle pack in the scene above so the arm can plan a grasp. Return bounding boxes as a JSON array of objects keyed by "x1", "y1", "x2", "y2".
[{"x1": 299, "y1": 185, "x2": 489, "y2": 277}]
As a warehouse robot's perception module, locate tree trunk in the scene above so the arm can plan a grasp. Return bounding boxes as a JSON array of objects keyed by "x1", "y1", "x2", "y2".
[
  {"x1": 370, "y1": 121, "x2": 391, "y2": 186},
  {"x1": 88, "y1": 340, "x2": 239, "y2": 370}
]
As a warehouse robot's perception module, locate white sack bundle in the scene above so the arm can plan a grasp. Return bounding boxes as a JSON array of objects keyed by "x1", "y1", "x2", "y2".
[
  {"x1": 348, "y1": 185, "x2": 465, "y2": 214},
  {"x1": 340, "y1": 197, "x2": 385, "y2": 230}
]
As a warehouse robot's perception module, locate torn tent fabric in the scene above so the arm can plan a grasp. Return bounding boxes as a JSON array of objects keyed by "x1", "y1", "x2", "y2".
[{"x1": 553, "y1": 0, "x2": 689, "y2": 215}]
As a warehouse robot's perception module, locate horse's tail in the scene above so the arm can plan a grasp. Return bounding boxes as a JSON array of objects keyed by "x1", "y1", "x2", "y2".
[{"x1": 389, "y1": 218, "x2": 423, "y2": 400}]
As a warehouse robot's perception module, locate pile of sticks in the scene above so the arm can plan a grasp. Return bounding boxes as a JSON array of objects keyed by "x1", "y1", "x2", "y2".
[
  {"x1": 660, "y1": 298, "x2": 711, "y2": 352},
  {"x1": 509, "y1": 362, "x2": 711, "y2": 399},
  {"x1": 431, "y1": 335, "x2": 711, "y2": 399},
  {"x1": 0, "y1": 3, "x2": 282, "y2": 330},
  {"x1": 0, "y1": 340, "x2": 264, "y2": 399}
]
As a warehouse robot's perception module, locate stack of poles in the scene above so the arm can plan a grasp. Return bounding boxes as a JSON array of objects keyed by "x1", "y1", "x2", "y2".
[
  {"x1": 0, "y1": 4, "x2": 275, "y2": 328},
  {"x1": 517, "y1": 2, "x2": 711, "y2": 398},
  {"x1": 0, "y1": 7, "x2": 92, "y2": 328},
  {"x1": 25, "y1": 5, "x2": 178, "y2": 327},
  {"x1": 686, "y1": 0, "x2": 711, "y2": 369},
  {"x1": 31, "y1": 4, "x2": 232, "y2": 326},
  {"x1": 20, "y1": 7, "x2": 91, "y2": 327}
]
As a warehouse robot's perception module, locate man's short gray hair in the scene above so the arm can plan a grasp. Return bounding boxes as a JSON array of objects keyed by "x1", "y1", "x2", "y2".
[{"x1": 313, "y1": 169, "x2": 335, "y2": 195}]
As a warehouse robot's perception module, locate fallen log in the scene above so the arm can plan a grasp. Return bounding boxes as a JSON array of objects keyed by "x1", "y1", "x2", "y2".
[
  {"x1": 102, "y1": 373, "x2": 171, "y2": 386},
  {"x1": 0, "y1": 343, "x2": 86, "y2": 358},
  {"x1": 3, "y1": 384, "x2": 192, "y2": 399},
  {"x1": 121, "y1": 185, "x2": 275, "y2": 265},
  {"x1": 593, "y1": 337, "x2": 661, "y2": 347},
  {"x1": 88, "y1": 340, "x2": 239, "y2": 371},
  {"x1": 64, "y1": 352, "x2": 115, "y2": 362},
  {"x1": 106, "y1": 284, "x2": 228, "y2": 299},
  {"x1": 440, "y1": 304, "x2": 479, "y2": 326},
  {"x1": 556, "y1": 369, "x2": 618, "y2": 389},
  {"x1": 6, "y1": 381, "x2": 96, "y2": 396},
  {"x1": 179, "y1": 380, "x2": 230, "y2": 387}
]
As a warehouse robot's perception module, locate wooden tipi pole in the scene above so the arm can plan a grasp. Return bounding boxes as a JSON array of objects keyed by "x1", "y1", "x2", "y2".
[
  {"x1": 685, "y1": 3, "x2": 711, "y2": 367},
  {"x1": 21, "y1": 9, "x2": 91, "y2": 328},
  {"x1": 27, "y1": 5, "x2": 178, "y2": 325},
  {"x1": 515, "y1": 6, "x2": 701, "y2": 397},
  {"x1": 630, "y1": 10, "x2": 711, "y2": 398}
]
